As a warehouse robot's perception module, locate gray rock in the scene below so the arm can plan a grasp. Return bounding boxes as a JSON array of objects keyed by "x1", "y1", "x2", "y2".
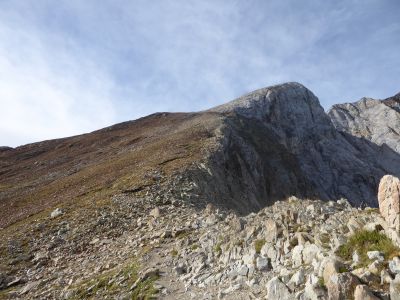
[
  {"x1": 390, "y1": 274, "x2": 400, "y2": 300},
  {"x1": 255, "y1": 257, "x2": 270, "y2": 271},
  {"x1": 329, "y1": 95, "x2": 400, "y2": 154},
  {"x1": 326, "y1": 272, "x2": 360, "y2": 300},
  {"x1": 50, "y1": 208, "x2": 63, "y2": 218},
  {"x1": 389, "y1": 257, "x2": 400, "y2": 274},
  {"x1": 354, "y1": 284, "x2": 380, "y2": 300},
  {"x1": 266, "y1": 277, "x2": 293, "y2": 300},
  {"x1": 367, "y1": 251, "x2": 384, "y2": 262}
]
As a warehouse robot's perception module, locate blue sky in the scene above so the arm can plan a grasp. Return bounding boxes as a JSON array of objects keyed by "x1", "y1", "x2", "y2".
[{"x1": 0, "y1": 0, "x2": 399, "y2": 147}]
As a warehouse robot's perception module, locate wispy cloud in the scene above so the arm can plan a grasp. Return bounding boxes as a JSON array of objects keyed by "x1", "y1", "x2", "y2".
[{"x1": 0, "y1": 0, "x2": 399, "y2": 146}]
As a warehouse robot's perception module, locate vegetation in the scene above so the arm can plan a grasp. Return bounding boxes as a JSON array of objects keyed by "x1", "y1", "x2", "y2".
[
  {"x1": 69, "y1": 261, "x2": 159, "y2": 300},
  {"x1": 214, "y1": 242, "x2": 222, "y2": 255},
  {"x1": 254, "y1": 239, "x2": 266, "y2": 254},
  {"x1": 336, "y1": 230, "x2": 400, "y2": 267}
]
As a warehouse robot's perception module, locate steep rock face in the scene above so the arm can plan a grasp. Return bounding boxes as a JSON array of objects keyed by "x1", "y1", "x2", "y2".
[
  {"x1": 196, "y1": 83, "x2": 400, "y2": 210},
  {"x1": 328, "y1": 95, "x2": 400, "y2": 153}
]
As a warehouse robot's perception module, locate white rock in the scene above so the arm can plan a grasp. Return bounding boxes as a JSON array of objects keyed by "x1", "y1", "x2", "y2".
[
  {"x1": 354, "y1": 284, "x2": 380, "y2": 300},
  {"x1": 302, "y1": 243, "x2": 321, "y2": 265},
  {"x1": 367, "y1": 251, "x2": 384, "y2": 262},
  {"x1": 389, "y1": 256, "x2": 400, "y2": 274},
  {"x1": 255, "y1": 256, "x2": 269, "y2": 271},
  {"x1": 50, "y1": 208, "x2": 63, "y2": 218},
  {"x1": 292, "y1": 245, "x2": 304, "y2": 267},
  {"x1": 289, "y1": 267, "x2": 306, "y2": 286},
  {"x1": 266, "y1": 277, "x2": 293, "y2": 300},
  {"x1": 237, "y1": 265, "x2": 248, "y2": 277}
]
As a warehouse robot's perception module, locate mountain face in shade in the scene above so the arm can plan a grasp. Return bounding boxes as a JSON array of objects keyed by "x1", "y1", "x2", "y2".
[{"x1": 2, "y1": 82, "x2": 400, "y2": 230}]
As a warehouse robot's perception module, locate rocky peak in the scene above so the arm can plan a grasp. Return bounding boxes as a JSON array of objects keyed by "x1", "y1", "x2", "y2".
[
  {"x1": 328, "y1": 93, "x2": 400, "y2": 153},
  {"x1": 383, "y1": 92, "x2": 400, "y2": 112},
  {"x1": 210, "y1": 82, "x2": 332, "y2": 140}
]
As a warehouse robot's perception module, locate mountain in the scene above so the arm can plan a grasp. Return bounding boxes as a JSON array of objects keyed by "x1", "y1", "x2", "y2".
[
  {"x1": 1, "y1": 82, "x2": 400, "y2": 299},
  {"x1": 2, "y1": 83, "x2": 400, "y2": 230},
  {"x1": 329, "y1": 93, "x2": 400, "y2": 153}
]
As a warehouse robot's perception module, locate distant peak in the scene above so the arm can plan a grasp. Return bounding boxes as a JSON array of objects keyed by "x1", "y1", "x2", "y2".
[{"x1": 209, "y1": 82, "x2": 318, "y2": 118}]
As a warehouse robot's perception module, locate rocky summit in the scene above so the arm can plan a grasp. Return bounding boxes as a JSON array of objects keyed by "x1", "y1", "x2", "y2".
[{"x1": 1, "y1": 82, "x2": 400, "y2": 299}]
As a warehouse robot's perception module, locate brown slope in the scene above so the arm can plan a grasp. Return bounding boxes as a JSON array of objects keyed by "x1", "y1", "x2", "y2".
[{"x1": 0, "y1": 112, "x2": 223, "y2": 228}]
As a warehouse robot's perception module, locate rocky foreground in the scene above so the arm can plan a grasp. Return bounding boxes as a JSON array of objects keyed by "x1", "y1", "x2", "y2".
[{"x1": 1, "y1": 174, "x2": 400, "y2": 299}]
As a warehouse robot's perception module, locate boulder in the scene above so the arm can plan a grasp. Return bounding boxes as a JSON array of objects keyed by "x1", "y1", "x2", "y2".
[
  {"x1": 149, "y1": 207, "x2": 161, "y2": 218},
  {"x1": 266, "y1": 277, "x2": 293, "y2": 300},
  {"x1": 50, "y1": 208, "x2": 63, "y2": 218},
  {"x1": 264, "y1": 219, "x2": 281, "y2": 242},
  {"x1": 378, "y1": 175, "x2": 400, "y2": 232},
  {"x1": 354, "y1": 284, "x2": 379, "y2": 300},
  {"x1": 325, "y1": 272, "x2": 360, "y2": 300},
  {"x1": 390, "y1": 274, "x2": 400, "y2": 300}
]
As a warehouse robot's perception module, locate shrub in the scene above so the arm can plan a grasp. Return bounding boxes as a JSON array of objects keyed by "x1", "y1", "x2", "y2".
[
  {"x1": 336, "y1": 230, "x2": 400, "y2": 267},
  {"x1": 254, "y1": 239, "x2": 266, "y2": 254}
]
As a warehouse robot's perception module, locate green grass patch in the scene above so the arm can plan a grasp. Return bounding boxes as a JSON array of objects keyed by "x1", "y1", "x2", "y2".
[
  {"x1": 336, "y1": 230, "x2": 400, "y2": 267},
  {"x1": 68, "y1": 261, "x2": 159, "y2": 300},
  {"x1": 254, "y1": 239, "x2": 266, "y2": 254},
  {"x1": 214, "y1": 242, "x2": 222, "y2": 255}
]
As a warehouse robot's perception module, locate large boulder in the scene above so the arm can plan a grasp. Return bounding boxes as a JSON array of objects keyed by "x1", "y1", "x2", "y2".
[
  {"x1": 325, "y1": 272, "x2": 360, "y2": 300},
  {"x1": 378, "y1": 175, "x2": 400, "y2": 232}
]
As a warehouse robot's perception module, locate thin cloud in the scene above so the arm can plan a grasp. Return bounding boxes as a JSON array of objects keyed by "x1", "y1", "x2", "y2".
[{"x1": 0, "y1": 0, "x2": 399, "y2": 146}]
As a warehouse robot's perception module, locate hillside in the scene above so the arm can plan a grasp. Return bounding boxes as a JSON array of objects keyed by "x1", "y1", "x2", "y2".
[{"x1": 1, "y1": 82, "x2": 400, "y2": 299}]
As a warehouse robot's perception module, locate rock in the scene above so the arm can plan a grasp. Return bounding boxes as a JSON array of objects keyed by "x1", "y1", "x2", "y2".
[
  {"x1": 19, "y1": 281, "x2": 40, "y2": 295},
  {"x1": 322, "y1": 258, "x2": 340, "y2": 284},
  {"x1": 390, "y1": 274, "x2": 400, "y2": 300},
  {"x1": 292, "y1": 245, "x2": 304, "y2": 267},
  {"x1": 266, "y1": 277, "x2": 293, "y2": 300},
  {"x1": 237, "y1": 265, "x2": 248, "y2": 276},
  {"x1": 364, "y1": 222, "x2": 384, "y2": 232},
  {"x1": 368, "y1": 261, "x2": 383, "y2": 276},
  {"x1": 389, "y1": 256, "x2": 400, "y2": 274},
  {"x1": 289, "y1": 267, "x2": 306, "y2": 286},
  {"x1": 352, "y1": 250, "x2": 360, "y2": 266},
  {"x1": 149, "y1": 207, "x2": 161, "y2": 218},
  {"x1": 203, "y1": 203, "x2": 215, "y2": 215},
  {"x1": 50, "y1": 208, "x2": 63, "y2": 218},
  {"x1": 255, "y1": 257, "x2": 269, "y2": 271},
  {"x1": 264, "y1": 219, "x2": 281, "y2": 242},
  {"x1": 302, "y1": 243, "x2": 321, "y2": 265},
  {"x1": 378, "y1": 175, "x2": 400, "y2": 232},
  {"x1": 0, "y1": 274, "x2": 10, "y2": 290},
  {"x1": 229, "y1": 216, "x2": 245, "y2": 232},
  {"x1": 329, "y1": 94, "x2": 400, "y2": 154},
  {"x1": 242, "y1": 249, "x2": 257, "y2": 267},
  {"x1": 174, "y1": 266, "x2": 186, "y2": 275},
  {"x1": 140, "y1": 268, "x2": 160, "y2": 280},
  {"x1": 304, "y1": 274, "x2": 327, "y2": 300},
  {"x1": 354, "y1": 284, "x2": 379, "y2": 300},
  {"x1": 325, "y1": 272, "x2": 360, "y2": 300},
  {"x1": 381, "y1": 269, "x2": 393, "y2": 284},
  {"x1": 367, "y1": 251, "x2": 384, "y2": 262}
]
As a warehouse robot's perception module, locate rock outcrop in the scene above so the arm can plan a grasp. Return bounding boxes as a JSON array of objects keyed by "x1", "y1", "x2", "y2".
[
  {"x1": 200, "y1": 83, "x2": 400, "y2": 209},
  {"x1": 378, "y1": 175, "x2": 400, "y2": 232},
  {"x1": 329, "y1": 94, "x2": 400, "y2": 153}
]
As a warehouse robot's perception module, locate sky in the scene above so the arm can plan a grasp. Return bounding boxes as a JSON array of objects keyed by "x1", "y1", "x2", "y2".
[{"x1": 0, "y1": 0, "x2": 399, "y2": 147}]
